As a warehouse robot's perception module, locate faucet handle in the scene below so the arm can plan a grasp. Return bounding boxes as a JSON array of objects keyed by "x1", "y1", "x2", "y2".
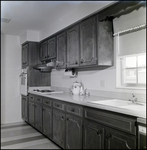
[{"x1": 132, "y1": 93, "x2": 135, "y2": 97}]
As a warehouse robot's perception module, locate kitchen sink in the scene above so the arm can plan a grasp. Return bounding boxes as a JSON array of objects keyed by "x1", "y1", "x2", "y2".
[
  {"x1": 89, "y1": 99, "x2": 132, "y2": 107},
  {"x1": 88, "y1": 99, "x2": 146, "y2": 111},
  {"x1": 120, "y1": 104, "x2": 146, "y2": 111}
]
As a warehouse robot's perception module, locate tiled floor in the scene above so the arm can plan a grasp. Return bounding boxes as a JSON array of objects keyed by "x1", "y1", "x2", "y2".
[{"x1": 1, "y1": 122, "x2": 60, "y2": 149}]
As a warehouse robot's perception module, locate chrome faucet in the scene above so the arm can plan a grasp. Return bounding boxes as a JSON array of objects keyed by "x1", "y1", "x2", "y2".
[{"x1": 129, "y1": 93, "x2": 137, "y2": 103}]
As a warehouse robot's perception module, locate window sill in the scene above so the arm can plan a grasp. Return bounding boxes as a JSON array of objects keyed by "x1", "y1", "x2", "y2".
[{"x1": 116, "y1": 86, "x2": 146, "y2": 90}]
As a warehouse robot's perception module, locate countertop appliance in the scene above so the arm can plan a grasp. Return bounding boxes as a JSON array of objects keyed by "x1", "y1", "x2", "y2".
[
  {"x1": 32, "y1": 89, "x2": 63, "y2": 94},
  {"x1": 20, "y1": 68, "x2": 28, "y2": 96}
]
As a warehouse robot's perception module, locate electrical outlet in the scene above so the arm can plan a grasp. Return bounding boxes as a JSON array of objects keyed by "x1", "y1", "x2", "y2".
[{"x1": 100, "y1": 80, "x2": 105, "y2": 87}]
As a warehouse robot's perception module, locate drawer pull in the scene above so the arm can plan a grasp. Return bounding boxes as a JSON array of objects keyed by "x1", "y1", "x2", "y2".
[
  {"x1": 56, "y1": 104, "x2": 60, "y2": 107},
  {"x1": 71, "y1": 109, "x2": 75, "y2": 112},
  {"x1": 37, "y1": 99, "x2": 40, "y2": 101},
  {"x1": 67, "y1": 118, "x2": 69, "y2": 121},
  {"x1": 61, "y1": 116, "x2": 64, "y2": 120},
  {"x1": 46, "y1": 101, "x2": 49, "y2": 104}
]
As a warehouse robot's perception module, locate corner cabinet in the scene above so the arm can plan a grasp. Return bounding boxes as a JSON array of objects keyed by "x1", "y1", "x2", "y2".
[
  {"x1": 21, "y1": 42, "x2": 39, "y2": 68},
  {"x1": 56, "y1": 31, "x2": 67, "y2": 69},
  {"x1": 80, "y1": 16, "x2": 97, "y2": 66},
  {"x1": 22, "y1": 44, "x2": 29, "y2": 68}
]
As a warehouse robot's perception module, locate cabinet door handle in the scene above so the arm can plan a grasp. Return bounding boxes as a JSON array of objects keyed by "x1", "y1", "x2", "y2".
[
  {"x1": 81, "y1": 59, "x2": 84, "y2": 64},
  {"x1": 106, "y1": 134, "x2": 112, "y2": 139},
  {"x1": 67, "y1": 118, "x2": 69, "y2": 121},
  {"x1": 75, "y1": 60, "x2": 78, "y2": 64},
  {"x1": 61, "y1": 116, "x2": 64, "y2": 120},
  {"x1": 97, "y1": 130, "x2": 102, "y2": 135}
]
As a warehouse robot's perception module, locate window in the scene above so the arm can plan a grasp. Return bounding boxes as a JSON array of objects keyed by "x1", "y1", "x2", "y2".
[{"x1": 119, "y1": 53, "x2": 146, "y2": 88}]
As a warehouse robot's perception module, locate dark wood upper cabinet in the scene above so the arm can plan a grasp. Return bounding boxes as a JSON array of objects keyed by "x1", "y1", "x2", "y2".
[
  {"x1": 40, "y1": 41, "x2": 48, "y2": 61},
  {"x1": 67, "y1": 24, "x2": 80, "y2": 68},
  {"x1": 56, "y1": 31, "x2": 67, "y2": 69},
  {"x1": 40, "y1": 37, "x2": 56, "y2": 62},
  {"x1": 97, "y1": 15, "x2": 113, "y2": 66},
  {"x1": 22, "y1": 42, "x2": 39, "y2": 68},
  {"x1": 22, "y1": 44, "x2": 29, "y2": 68},
  {"x1": 80, "y1": 16, "x2": 97, "y2": 66},
  {"x1": 48, "y1": 37, "x2": 56, "y2": 59}
]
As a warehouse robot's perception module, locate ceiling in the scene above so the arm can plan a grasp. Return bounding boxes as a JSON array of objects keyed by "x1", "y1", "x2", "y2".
[{"x1": 1, "y1": 1, "x2": 114, "y2": 36}]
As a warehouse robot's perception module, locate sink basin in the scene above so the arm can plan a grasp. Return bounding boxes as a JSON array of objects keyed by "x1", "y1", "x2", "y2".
[
  {"x1": 120, "y1": 104, "x2": 146, "y2": 111},
  {"x1": 89, "y1": 99, "x2": 132, "y2": 107},
  {"x1": 89, "y1": 99, "x2": 146, "y2": 111}
]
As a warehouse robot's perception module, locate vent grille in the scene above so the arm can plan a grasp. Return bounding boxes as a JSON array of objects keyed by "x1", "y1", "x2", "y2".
[{"x1": 1, "y1": 18, "x2": 11, "y2": 23}]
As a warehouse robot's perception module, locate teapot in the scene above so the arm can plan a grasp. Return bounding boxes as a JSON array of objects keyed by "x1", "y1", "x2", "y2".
[{"x1": 71, "y1": 81, "x2": 82, "y2": 95}]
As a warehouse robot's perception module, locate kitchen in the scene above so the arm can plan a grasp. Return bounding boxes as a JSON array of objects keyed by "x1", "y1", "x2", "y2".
[{"x1": 1, "y1": 1, "x2": 146, "y2": 149}]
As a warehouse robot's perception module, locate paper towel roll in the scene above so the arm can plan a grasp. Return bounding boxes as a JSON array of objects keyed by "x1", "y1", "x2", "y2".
[{"x1": 64, "y1": 70, "x2": 76, "y2": 77}]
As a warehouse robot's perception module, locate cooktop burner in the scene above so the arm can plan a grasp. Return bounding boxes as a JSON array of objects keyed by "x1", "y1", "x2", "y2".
[{"x1": 33, "y1": 89, "x2": 54, "y2": 92}]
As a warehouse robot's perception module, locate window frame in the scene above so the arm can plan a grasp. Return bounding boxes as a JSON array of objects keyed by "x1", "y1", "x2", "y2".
[{"x1": 116, "y1": 53, "x2": 146, "y2": 90}]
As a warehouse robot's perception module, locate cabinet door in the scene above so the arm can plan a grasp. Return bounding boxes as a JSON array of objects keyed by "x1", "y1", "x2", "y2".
[
  {"x1": 66, "y1": 114, "x2": 83, "y2": 149},
  {"x1": 53, "y1": 110, "x2": 65, "y2": 148},
  {"x1": 80, "y1": 16, "x2": 97, "y2": 66},
  {"x1": 83, "y1": 120, "x2": 104, "y2": 149},
  {"x1": 56, "y1": 31, "x2": 66, "y2": 69},
  {"x1": 34, "y1": 103, "x2": 42, "y2": 132},
  {"x1": 67, "y1": 24, "x2": 80, "y2": 68},
  {"x1": 29, "y1": 101, "x2": 35, "y2": 126},
  {"x1": 40, "y1": 41, "x2": 48, "y2": 61},
  {"x1": 42, "y1": 107, "x2": 52, "y2": 139},
  {"x1": 105, "y1": 128, "x2": 136, "y2": 149},
  {"x1": 48, "y1": 37, "x2": 56, "y2": 59},
  {"x1": 22, "y1": 44, "x2": 28, "y2": 68},
  {"x1": 97, "y1": 16, "x2": 113, "y2": 66}
]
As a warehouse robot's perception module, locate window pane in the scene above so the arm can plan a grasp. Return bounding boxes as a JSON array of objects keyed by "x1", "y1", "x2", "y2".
[
  {"x1": 124, "y1": 69, "x2": 137, "y2": 84},
  {"x1": 138, "y1": 54, "x2": 146, "y2": 67},
  {"x1": 125, "y1": 56, "x2": 136, "y2": 68},
  {"x1": 138, "y1": 68, "x2": 146, "y2": 84}
]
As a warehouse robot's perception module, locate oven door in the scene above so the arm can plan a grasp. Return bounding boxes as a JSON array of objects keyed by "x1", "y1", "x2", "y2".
[{"x1": 20, "y1": 73, "x2": 28, "y2": 96}]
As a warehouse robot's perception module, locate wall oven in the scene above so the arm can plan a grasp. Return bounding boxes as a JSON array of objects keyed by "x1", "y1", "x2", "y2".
[{"x1": 20, "y1": 68, "x2": 28, "y2": 96}]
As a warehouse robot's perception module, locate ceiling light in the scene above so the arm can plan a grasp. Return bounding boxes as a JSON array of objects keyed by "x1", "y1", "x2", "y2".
[{"x1": 1, "y1": 18, "x2": 11, "y2": 23}]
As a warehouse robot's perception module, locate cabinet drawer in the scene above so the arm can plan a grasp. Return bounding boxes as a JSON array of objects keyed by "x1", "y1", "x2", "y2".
[
  {"x1": 53, "y1": 101, "x2": 65, "y2": 111},
  {"x1": 34, "y1": 96, "x2": 42, "y2": 104},
  {"x1": 66, "y1": 104, "x2": 83, "y2": 117},
  {"x1": 29, "y1": 95, "x2": 34, "y2": 101},
  {"x1": 84, "y1": 107, "x2": 136, "y2": 135},
  {"x1": 43, "y1": 98, "x2": 52, "y2": 107}
]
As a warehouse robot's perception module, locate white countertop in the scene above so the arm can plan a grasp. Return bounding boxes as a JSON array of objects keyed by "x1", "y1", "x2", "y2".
[{"x1": 28, "y1": 90, "x2": 146, "y2": 119}]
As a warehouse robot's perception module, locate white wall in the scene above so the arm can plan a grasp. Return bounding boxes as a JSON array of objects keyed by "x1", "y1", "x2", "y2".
[
  {"x1": 39, "y1": 1, "x2": 115, "y2": 40},
  {"x1": 1, "y1": 33, "x2": 23, "y2": 124},
  {"x1": 51, "y1": 7, "x2": 146, "y2": 102},
  {"x1": 20, "y1": 30, "x2": 39, "y2": 44}
]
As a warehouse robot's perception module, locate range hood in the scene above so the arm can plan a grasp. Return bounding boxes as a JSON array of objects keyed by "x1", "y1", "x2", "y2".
[{"x1": 33, "y1": 62, "x2": 54, "y2": 72}]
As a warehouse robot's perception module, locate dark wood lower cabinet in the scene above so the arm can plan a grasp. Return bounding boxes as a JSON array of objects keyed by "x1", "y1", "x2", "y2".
[
  {"x1": 27, "y1": 94, "x2": 137, "y2": 150},
  {"x1": 53, "y1": 110, "x2": 66, "y2": 148},
  {"x1": 66, "y1": 114, "x2": 83, "y2": 149},
  {"x1": 21, "y1": 95, "x2": 28, "y2": 122},
  {"x1": 29, "y1": 101, "x2": 35, "y2": 127},
  {"x1": 34, "y1": 103, "x2": 42, "y2": 132},
  {"x1": 83, "y1": 120, "x2": 104, "y2": 149},
  {"x1": 42, "y1": 107, "x2": 52, "y2": 139},
  {"x1": 105, "y1": 128, "x2": 136, "y2": 149}
]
